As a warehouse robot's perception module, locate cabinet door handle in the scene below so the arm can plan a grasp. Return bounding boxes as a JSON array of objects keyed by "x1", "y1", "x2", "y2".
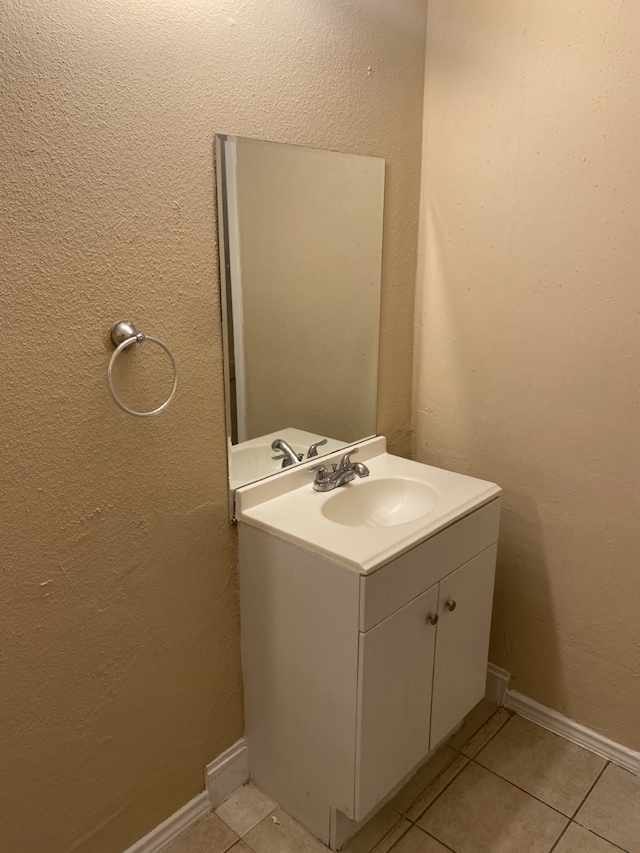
[
  {"x1": 426, "y1": 613, "x2": 439, "y2": 625},
  {"x1": 446, "y1": 599, "x2": 457, "y2": 612}
]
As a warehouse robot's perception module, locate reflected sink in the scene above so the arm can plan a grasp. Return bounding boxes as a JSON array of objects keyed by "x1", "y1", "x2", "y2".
[
  {"x1": 232, "y1": 443, "x2": 298, "y2": 480},
  {"x1": 321, "y1": 477, "x2": 438, "y2": 528},
  {"x1": 228, "y1": 427, "x2": 347, "y2": 491}
]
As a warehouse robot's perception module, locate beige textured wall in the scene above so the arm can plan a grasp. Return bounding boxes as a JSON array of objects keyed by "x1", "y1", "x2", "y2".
[
  {"x1": 416, "y1": 0, "x2": 640, "y2": 748},
  {"x1": 1, "y1": 2, "x2": 426, "y2": 851}
]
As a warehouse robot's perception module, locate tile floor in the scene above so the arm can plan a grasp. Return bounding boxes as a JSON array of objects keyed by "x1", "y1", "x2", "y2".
[{"x1": 166, "y1": 701, "x2": 639, "y2": 853}]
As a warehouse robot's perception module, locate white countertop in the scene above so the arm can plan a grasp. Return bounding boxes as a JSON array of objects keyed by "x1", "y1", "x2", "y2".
[{"x1": 235, "y1": 437, "x2": 501, "y2": 573}]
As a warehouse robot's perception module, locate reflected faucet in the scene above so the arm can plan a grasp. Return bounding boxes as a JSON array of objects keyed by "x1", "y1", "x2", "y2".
[
  {"x1": 309, "y1": 448, "x2": 370, "y2": 492},
  {"x1": 307, "y1": 439, "x2": 328, "y2": 459},
  {"x1": 271, "y1": 438, "x2": 303, "y2": 468}
]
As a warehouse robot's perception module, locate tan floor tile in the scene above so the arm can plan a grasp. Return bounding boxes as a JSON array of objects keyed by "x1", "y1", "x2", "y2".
[
  {"x1": 406, "y1": 755, "x2": 469, "y2": 821},
  {"x1": 389, "y1": 747, "x2": 457, "y2": 815},
  {"x1": 215, "y1": 783, "x2": 277, "y2": 836},
  {"x1": 418, "y1": 761, "x2": 567, "y2": 853},
  {"x1": 389, "y1": 826, "x2": 450, "y2": 852},
  {"x1": 243, "y1": 808, "x2": 328, "y2": 853},
  {"x1": 461, "y1": 709, "x2": 510, "y2": 758},
  {"x1": 576, "y1": 763, "x2": 640, "y2": 853},
  {"x1": 165, "y1": 812, "x2": 239, "y2": 853},
  {"x1": 229, "y1": 844, "x2": 253, "y2": 853},
  {"x1": 475, "y1": 715, "x2": 606, "y2": 815},
  {"x1": 446, "y1": 699, "x2": 498, "y2": 752},
  {"x1": 553, "y1": 822, "x2": 625, "y2": 853},
  {"x1": 343, "y1": 805, "x2": 404, "y2": 853}
]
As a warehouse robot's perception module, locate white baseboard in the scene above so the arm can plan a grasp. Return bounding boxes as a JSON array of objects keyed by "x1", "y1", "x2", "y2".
[
  {"x1": 123, "y1": 792, "x2": 210, "y2": 853},
  {"x1": 485, "y1": 662, "x2": 510, "y2": 706},
  {"x1": 505, "y1": 689, "x2": 640, "y2": 776},
  {"x1": 205, "y1": 737, "x2": 249, "y2": 807},
  {"x1": 123, "y1": 738, "x2": 249, "y2": 853}
]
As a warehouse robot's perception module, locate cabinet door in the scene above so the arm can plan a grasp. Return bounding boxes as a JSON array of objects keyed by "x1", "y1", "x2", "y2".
[
  {"x1": 430, "y1": 544, "x2": 497, "y2": 749},
  {"x1": 355, "y1": 584, "x2": 439, "y2": 820}
]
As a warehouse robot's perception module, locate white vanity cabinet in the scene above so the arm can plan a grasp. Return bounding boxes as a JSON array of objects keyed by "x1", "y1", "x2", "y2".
[
  {"x1": 356, "y1": 543, "x2": 497, "y2": 818},
  {"x1": 238, "y1": 496, "x2": 500, "y2": 849}
]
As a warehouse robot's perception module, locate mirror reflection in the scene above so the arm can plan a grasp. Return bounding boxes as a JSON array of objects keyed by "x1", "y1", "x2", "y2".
[{"x1": 216, "y1": 135, "x2": 385, "y2": 491}]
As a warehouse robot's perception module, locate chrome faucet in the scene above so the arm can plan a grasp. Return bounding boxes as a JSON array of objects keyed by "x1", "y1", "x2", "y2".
[
  {"x1": 271, "y1": 438, "x2": 303, "y2": 468},
  {"x1": 309, "y1": 448, "x2": 370, "y2": 492}
]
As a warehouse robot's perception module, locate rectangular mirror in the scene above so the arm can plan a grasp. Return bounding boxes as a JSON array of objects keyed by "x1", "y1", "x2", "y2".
[{"x1": 216, "y1": 135, "x2": 385, "y2": 495}]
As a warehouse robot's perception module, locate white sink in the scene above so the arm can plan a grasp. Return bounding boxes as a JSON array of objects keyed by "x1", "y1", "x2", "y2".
[
  {"x1": 321, "y1": 477, "x2": 439, "y2": 528},
  {"x1": 235, "y1": 437, "x2": 501, "y2": 572}
]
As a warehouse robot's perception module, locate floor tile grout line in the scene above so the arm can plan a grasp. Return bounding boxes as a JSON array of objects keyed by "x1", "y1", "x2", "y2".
[
  {"x1": 239, "y1": 809, "x2": 287, "y2": 853},
  {"x1": 549, "y1": 816, "x2": 632, "y2": 853},
  {"x1": 550, "y1": 760, "x2": 631, "y2": 853},
  {"x1": 454, "y1": 706, "x2": 502, "y2": 753},
  {"x1": 372, "y1": 817, "x2": 412, "y2": 853},
  {"x1": 394, "y1": 709, "x2": 498, "y2": 819},
  {"x1": 393, "y1": 745, "x2": 467, "y2": 819},
  {"x1": 546, "y1": 818, "x2": 572, "y2": 853},
  {"x1": 216, "y1": 805, "x2": 278, "y2": 839},
  {"x1": 459, "y1": 708, "x2": 513, "y2": 760},
  {"x1": 457, "y1": 706, "x2": 513, "y2": 754},
  {"x1": 414, "y1": 825, "x2": 458, "y2": 853},
  {"x1": 365, "y1": 814, "x2": 410, "y2": 853},
  {"x1": 468, "y1": 758, "x2": 577, "y2": 820},
  {"x1": 571, "y1": 817, "x2": 632, "y2": 853},
  {"x1": 569, "y1": 760, "x2": 609, "y2": 820},
  {"x1": 406, "y1": 755, "x2": 470, "y2": 824},
  {"x1": 240, "y1": 832, "x2": 257, "y2": 853},
  {"x1": 405, "y1": 706, "x2": 509, "y2": 823},
  {"x1": 396, "y1": 749, "x2": 461, "y2": 818}
]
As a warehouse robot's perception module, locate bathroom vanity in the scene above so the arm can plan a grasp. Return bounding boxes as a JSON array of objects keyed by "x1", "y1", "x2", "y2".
[
  {"x1": 235, "y1": 437, "x2": 501, "y2": 849},
  {"x1": 216, "y1": 135, "x2": 501, "y2": 849}
]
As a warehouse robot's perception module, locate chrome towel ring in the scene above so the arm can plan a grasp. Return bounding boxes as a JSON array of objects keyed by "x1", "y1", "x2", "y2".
[{"x1": 107, "y1": 321, "x2": 178, "y2": 417}]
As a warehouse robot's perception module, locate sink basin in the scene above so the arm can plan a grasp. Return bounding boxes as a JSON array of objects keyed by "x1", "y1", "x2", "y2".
[
  {"x1": 235, "y1": 437, "x2": 501, "y2": 572},
  {"x1": 321, "y1": 477, "x2": 439, "y2": 527}
]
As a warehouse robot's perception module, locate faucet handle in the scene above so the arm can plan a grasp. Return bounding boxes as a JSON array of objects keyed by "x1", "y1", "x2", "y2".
[
  {"x1": 339, "y1": 448, "x2": 359, "y2": 468},
  {"x1": 308, "y1": 463, "x2": 329, "y2": 479},
  {"x1": 307, "y1": 439, "x2": 328, "y2": 459}
]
